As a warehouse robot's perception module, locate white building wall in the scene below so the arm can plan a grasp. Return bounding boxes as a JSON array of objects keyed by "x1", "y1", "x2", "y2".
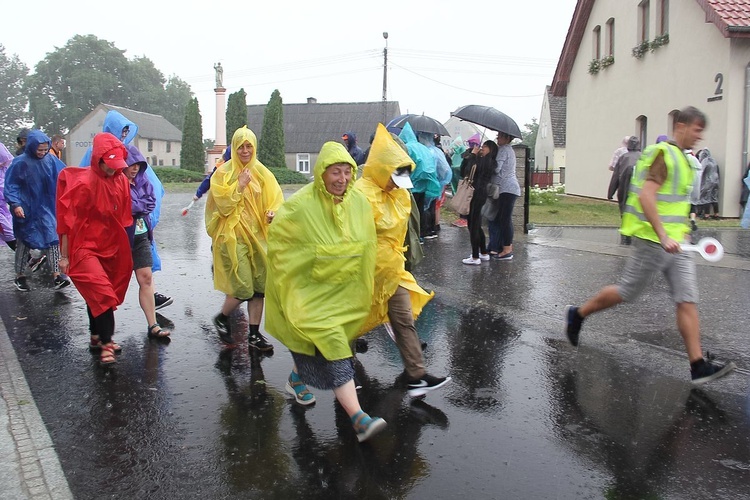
[
  {"x1": 535, "y1": 92, "x2": 556, "y2": 170},
  {"x1": 67, "y1": 108, "x2": 182, "y2": 168},
  {"x1": 67, "y1": 108, "x2": 108, "y2": 166},
  {"x1": 565, "y1": 0, "x2": 750, "y2": 216}
]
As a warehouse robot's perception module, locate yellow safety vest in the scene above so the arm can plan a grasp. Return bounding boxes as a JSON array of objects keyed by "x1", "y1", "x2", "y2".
[{"x1": 620, "y1": 142, "x2": 693, "y2": 243}]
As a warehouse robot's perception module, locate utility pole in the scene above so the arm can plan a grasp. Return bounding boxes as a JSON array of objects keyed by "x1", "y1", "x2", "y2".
[{"x1": 382, "y1": 32, "x2": 388, "y2": 124}]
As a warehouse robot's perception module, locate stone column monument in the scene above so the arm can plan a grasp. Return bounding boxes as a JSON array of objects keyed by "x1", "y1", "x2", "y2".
[{"x1": 206, "y1": 62, "x2": 227, "y2": 173}]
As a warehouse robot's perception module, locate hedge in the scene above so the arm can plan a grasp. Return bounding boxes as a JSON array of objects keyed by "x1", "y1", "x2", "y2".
[
  {"x1": 151, "y1": 166, "x2": 310, "y2": 185},
  {"x1": 151, "y1": 167, "x2": 206, "y2": 183},
  {"x1": 268, "y1": 167, "x2": 310, "y2": 184}
]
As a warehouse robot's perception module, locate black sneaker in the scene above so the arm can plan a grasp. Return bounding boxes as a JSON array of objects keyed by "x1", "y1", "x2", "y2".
[
  {"x1": 248, "y1": 332, "x2": 274, "y2": 352},
  {"x1": 53, "y1": 275, "x2": 71, "y2": 290},
  {"x1": 424, "y1": 232, "x2": 438, "y2": 240},
  {"x1": 691, "y1": 357, "x2": 736, "y2": 385},
  {"x1": 29, "y1": 254, "x2": 47, "y2": 273},
  {"x1": 690, "y1": 219, "x2": 698, "y2": 232},
  {"x1": 154, "y1": 292, "x2": 173, "y2": 310},
  {"x1": 564, "y1": 305, "x2": 584, "y2": 346},
  {"x1": 407, "y1": 373, "x2": 452, "y2": 398},
  {"x1": 213, "y1": 314, "x2": 234, "y2": 344},
  {"x1": 14, "y1": 276, "x2": 29, "y2": 292}
]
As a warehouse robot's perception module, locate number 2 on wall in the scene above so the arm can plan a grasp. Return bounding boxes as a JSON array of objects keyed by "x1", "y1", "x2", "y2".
[{"x1": 708, "y1": 73, "x2": 724, "y2": 102}]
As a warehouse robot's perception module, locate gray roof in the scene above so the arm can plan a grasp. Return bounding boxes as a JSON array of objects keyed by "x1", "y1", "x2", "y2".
[
  {"x1": 246, "y1": 100, "x2": 401, "y2": 153},
  {"x1": 546, "y1": 87, "x2": 566, "y2": 148},
  {"x1": 102, "y1": 104, "x2": 182, "y2": 142}
]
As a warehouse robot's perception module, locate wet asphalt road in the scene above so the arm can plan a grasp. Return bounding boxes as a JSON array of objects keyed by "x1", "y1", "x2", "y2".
[{"x1": 1, "y1": 191, "x2": 749, "y2": 499}]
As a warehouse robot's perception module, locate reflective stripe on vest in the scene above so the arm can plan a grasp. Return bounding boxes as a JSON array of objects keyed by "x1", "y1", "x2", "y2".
[{"x1": 620, "y1": 142, "x2": 692, "y2": 243}]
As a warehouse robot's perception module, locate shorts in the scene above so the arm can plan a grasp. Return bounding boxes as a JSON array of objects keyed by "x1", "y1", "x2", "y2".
[
  {"x1": 616, "y1": 237, "x2": 699, "y2": 304},
  {"x1": 435, "y1": 186, "x2": 448, "y2": 209},
  {"x1": 234, "y1": 292, "x2": 265, "y2": 301},
  {"x1": 132, "y1": 233, "x2": 153, "y2": 270}
]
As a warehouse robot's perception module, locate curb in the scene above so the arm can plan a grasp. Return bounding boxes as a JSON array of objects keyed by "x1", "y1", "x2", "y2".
[{"x1": 0, "y1": 319, "x2": 73, "y2": 500}]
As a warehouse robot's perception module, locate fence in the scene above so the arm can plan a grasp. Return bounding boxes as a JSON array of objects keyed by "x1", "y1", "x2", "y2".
[{"x1": 530, "y1": 168, "x2": 565, "y2": 188}]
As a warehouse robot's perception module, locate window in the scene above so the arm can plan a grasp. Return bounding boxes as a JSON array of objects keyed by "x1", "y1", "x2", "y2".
[
  {"x1": 172, "y1": 159, "x2": 176, "y2": 166},
  {"x1": 592, "y1": 25, "x2": 601, "y2": 59},
  {"x1": 158, "y1": 159, "x2": 164, "y2": 166},
  {"x1": 151, "y1": 156, "x2": 157, "y2": 166},
  {"x1": 296, "y1": 153, "x2": 310, "y2": 173},
  {"x1": 638, "y1": 0, "x2": 650, "y2": 42},
  {"x1": 636, "y1": 115, "x2": 648, "y2": 149},
  {"x1": 606, "y1": 18, "x2": 615, "y2": 56},
  {"x1": 657, "y1": 0, "x2": 669, "y2": 36},
  {"x1": 147, "y1": 139, "x2": 153, "y2": 152},
  {"x1": 166, "y1": 141, "x2": 171, "y2": 153}
]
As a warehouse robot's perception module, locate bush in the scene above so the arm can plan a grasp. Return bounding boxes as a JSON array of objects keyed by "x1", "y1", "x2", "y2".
[
  {"x1": 269, "y1": 167, "x2": 310, "y2": 184},
  {"x1": 529, "y1": 184, "x2": 565, "y2": 205},
  {"x1": 152, "y1": 167, "x2": 206, "y2": 183}
]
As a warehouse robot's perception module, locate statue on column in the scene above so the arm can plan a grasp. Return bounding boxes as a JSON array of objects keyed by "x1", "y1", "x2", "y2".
[{"x1": 214, "y1": 62, "x2": 224, "y2": 88}]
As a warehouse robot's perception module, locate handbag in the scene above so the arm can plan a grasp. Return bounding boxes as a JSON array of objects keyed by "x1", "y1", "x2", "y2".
[{"x1": 450, "y1": 164, "x2": 476, "y2": 215}]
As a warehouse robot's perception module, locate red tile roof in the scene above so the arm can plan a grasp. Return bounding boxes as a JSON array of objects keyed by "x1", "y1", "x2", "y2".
[
  {"x1": 696, "y1": 0, "x2": 750, "y2": 36},
  {"x1": 551, "y1": 0, "x2": 750, "y2": 97}
]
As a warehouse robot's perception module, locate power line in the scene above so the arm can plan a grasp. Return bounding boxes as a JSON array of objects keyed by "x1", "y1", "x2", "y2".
[
  {"x1": 389, "y1": 62, "x2": 544, "y2": 98},
  {"x1": 189, "y1": 66, "x2": 382, "y2": 94}
]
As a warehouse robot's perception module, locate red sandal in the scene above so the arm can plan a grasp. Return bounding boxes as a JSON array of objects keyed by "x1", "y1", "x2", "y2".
[
  {"x1": 99, "y1": 343, "x2": 117, "y2": 366},
  {"x1": 89, "y1": 336, "x2": 122, "y2": 354}
]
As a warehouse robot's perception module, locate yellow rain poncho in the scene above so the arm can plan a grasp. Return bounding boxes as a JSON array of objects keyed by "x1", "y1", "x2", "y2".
[
  {"x1": 205, "y1": 127, "x2": 284, "y2": 298},
  {"x1": 265, "y1": 142, "x2": 377, "y2": 360},
  {"x1": 355, "y1": 124, "x2": 435, "y2": 334}
]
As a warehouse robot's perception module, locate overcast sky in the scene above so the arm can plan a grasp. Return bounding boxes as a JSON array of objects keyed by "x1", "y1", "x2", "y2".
[{"x1": 3, "y1": 0, "x2": 577, "y2": 141}]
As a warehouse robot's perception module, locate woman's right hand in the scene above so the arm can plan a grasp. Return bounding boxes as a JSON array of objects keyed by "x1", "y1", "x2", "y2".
[
  {"x1": 472, "y1": 146, "x2": 480, "y2": 155},
  {"x1": 238, "y1": 168, "x2": 252, "y2": 190}
]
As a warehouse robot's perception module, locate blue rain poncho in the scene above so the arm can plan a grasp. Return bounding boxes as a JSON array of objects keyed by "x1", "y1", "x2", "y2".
[
  {"x1": 80, "y1": 110, "x2": 165, "y2": 270},
  {"x1": 4, "y1": 131, "x2": 65, "y2": 249},
  {"x1": 265, "y1": 142, "x2": 377, "y2": 360},
  {"x1": 205, "y1": 127, "x2": 284, "y2": 298},
  {"x1": 399, "y1": 123, "x2": 440, "y2": 202},
  {"x1": 418, "y1": 131, "x2": 452, "y2": 189}
]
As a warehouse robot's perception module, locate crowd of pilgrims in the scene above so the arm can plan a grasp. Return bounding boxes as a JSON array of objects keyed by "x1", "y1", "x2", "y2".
[{"x1": 5, "y1": 111, "x2": 533, "y2": 442}]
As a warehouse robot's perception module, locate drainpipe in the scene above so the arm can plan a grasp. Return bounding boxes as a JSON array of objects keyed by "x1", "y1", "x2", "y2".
[{"x1": 743, "y1": 63, "x2": 750, "y2": 172}]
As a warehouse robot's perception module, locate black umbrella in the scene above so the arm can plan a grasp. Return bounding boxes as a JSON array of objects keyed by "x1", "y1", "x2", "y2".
[
  {"x1": 387, "y1": 114, "x2": 450, "y2": 136},
  {"x1": 451, "y1": 105, "x2": 522, "y2": 139}
]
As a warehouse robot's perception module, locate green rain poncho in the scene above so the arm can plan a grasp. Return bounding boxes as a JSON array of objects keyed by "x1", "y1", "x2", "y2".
[
  {"x1": 355, "y1": 124, "x2": 434, "y2": 334},
  {"x1": 265, "y1": 142, "x2": 377, "y2": 360},
  {"x1": 205, "y1": 127, "x2": 284, "y2": 298}
]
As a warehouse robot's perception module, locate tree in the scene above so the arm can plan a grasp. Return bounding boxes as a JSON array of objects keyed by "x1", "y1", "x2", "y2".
[
  {"x1": 180, "y1": 98, "x2": 204, "y2": 172},
  {"x1": 203, "y1": 139, "x2": 215, "y2": 151},
  {"x1": 0, "y1": 44, "x2": 29, "y2": 146},
  {"x1": 25, "y1": 35, "x2": 193, "y2": 134},
  {"x1": 521, "y1": 117, "x2": 539, "y2": 154},
  {"x1": 225, "y1": 88, "x2": 247, "y2": 142},
  {"x1": 122, "y1": 56, "x2": 166, "y2": 113},
  {"x1": 26, "y1": 35, "x2": 132, "y2": 134},
  {"x1": 258, "y1": 89, "x2": 286, "y2": 168},
  {"x1": 161, "y1": 75, "x2": 193, "y2": 130}
]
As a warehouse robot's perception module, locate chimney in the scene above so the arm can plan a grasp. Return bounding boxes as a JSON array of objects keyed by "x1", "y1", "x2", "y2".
[{"x1": 307, "y1": 97, "x2": 317, "y2": 104}]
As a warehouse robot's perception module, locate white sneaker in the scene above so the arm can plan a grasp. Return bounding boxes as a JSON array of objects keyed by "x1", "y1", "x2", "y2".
[
  {"x1": 462, "y1": 257, "x2": 481, "y2": 265},
  {"x1": 478, "y1": 253, "x2": 490, "y2": 261}
]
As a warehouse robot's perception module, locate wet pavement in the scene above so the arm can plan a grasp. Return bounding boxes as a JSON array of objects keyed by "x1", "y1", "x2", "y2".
[{"x1": 1, "y1": 192, "x2": 749, "y2": 499}]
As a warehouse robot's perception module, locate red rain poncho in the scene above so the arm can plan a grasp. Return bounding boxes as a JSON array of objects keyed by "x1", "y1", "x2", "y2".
[{"x1": 56, "y1": 133, "x2": 133, "y2": 317}]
